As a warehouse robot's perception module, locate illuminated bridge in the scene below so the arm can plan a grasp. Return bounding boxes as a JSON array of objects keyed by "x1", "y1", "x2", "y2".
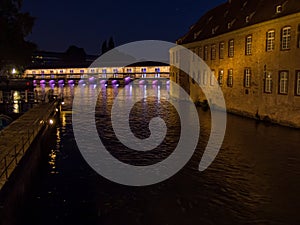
[{"x1": 24, "y1": 63, "x2": 170, "y2": 86}]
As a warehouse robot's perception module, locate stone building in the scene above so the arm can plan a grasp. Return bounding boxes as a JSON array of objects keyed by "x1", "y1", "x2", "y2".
[{"x1": 170, "y1": 0, "x2": 300, "y2": 127}]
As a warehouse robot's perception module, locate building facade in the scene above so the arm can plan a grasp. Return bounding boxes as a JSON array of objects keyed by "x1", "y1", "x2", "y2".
[{"x1": 170, "y1": 0, "x2": 300, "y2": 127}]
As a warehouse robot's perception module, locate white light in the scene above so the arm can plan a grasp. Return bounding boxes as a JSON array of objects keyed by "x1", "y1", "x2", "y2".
[
  {"x1": 49, "y1": 119, "x2": 54, "y2": 125},
  {"x1": 61, "y1": 102, "x2": 65, "y2": 105},
  {"x1": 12, "y1": 68, "x2": 16, "y2": 74},
  {"x1": 55, "y1": 108, "x2": 59, "y2": 112}
]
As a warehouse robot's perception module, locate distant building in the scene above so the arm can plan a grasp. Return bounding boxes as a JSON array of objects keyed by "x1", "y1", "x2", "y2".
[
  {"x1": 30, "y1": 50, "x2": 98, "y2": 68},
  {"x1": 170, "y1": 0, "x2": 300, "y2": 127}
]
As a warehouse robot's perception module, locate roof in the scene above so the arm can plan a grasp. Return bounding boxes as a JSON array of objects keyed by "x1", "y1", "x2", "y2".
[{"x1": 178, "y1": 0, "x2": 300, "y2": 44}]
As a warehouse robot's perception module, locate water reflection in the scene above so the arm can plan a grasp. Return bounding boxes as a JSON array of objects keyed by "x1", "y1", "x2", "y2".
[{"x1": 18, "y1": 84, "x2": 300, "y2": 225}]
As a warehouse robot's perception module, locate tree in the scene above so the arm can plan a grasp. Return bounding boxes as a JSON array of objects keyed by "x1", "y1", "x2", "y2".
[
  {"x1": 0, "y1": 0, "x2": 37, "y2": 75},
  {"x1": 101, "y1": 40, "x2": 108, "y2": 55},
  {"x1": 108, "y1": 36, "x2": 115, "y2": 51}
]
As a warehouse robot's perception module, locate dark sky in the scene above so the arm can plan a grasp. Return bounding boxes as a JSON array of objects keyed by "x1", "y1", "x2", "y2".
[{"x1": 22, "y1": 0, "x2": 226, "y2": 55}]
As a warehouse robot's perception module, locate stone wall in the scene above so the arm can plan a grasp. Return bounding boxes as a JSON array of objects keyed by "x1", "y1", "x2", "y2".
[{"x1": 170, "y1": 12, "x2": 300, "y2": 128}]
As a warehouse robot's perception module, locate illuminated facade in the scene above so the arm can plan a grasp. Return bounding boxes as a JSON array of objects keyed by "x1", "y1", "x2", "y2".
[{"x1": 170, "y1": 0, "x2": 300, "y2": 127}]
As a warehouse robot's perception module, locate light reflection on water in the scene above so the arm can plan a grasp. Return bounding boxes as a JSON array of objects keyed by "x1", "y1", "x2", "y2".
[{"x1": 19, "y1": 85, "x2": 300, "y2": 225}]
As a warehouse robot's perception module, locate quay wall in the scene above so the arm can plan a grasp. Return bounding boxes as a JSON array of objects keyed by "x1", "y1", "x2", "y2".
[{"x1": 0, "y1": 101, "x2": 60, "y2": 225}]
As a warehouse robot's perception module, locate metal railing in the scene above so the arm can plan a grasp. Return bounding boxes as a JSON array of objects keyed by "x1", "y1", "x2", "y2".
[{"x1": 0, "y1": 101, "x2": 58, "y2": 188}]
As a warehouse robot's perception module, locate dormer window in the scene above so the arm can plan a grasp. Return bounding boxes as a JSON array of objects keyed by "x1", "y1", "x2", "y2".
[
  {"x1": 246, "y1": 16, "x2": 250, "y2": 23},
  {"x1": 224, "y1": 10, "x2": 229, "y2": 17},
  {"x1": 276, "y1": 5, "x2": 282, "y2": 13},
  {"x1": 212, "y1": 26, "x2": 219, "y2": 34}
]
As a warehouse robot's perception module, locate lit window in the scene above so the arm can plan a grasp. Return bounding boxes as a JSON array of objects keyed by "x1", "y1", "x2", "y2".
[
  {"x1": 211, "y1": 44, "x2": 216, "y2": 60},
  {"x1": 281, "y1": 26, "x2": 291, "y2": 50},
  {"x1": 113, "y1": 69, "x2": 118, "y2": 78},
  {"x1": 228, "y1": 39, "x2": 234, "y2": 57},
  {"x1": 266, "y1": 30, "x2": 275, "y2": 51},
  {"x1": 264, "y1": 72, "x2": 272, "y2": 93},
  {"x1": 218, "y1": 69, "x2": 224, "y2": 86},
  {"x1": 279, "y1": 71, "x2": 289, "y2": 94},
  {"x1": 296, "y1": 71, "x2": 300, "y2": 96},
  {"x1": 244, "y1": 68, "x2": 251, "y2": 88},
  {"x1": 141, "y1": 68, "x2": 147, "y2": 78},
  {"x1": 245, "y1": 35, "x2": 252, "y2": 55},
  {"x1": 227, "y1": 69, "x2": 233, "y2": 87},
  {"x1": 155, "y1": 68, "x2": 160, "y2": 78},
  {"x1": 276, "y1": 5, "x2": 282, "y2": 14},
  {"x1": 32, "y1": 71, "x2": 36, "y2": 74},
  {"x1": 204, "y1": 45, "x2": 209, "y2": 60},
  {"x1": 102, "y1": 69, "x2": 107, "y2": 78},
  {"x1": 219, "y1": 42, "x2": 225, "y2": 59}
]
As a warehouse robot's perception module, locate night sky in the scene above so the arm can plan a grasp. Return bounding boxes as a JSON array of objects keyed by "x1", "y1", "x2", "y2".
[{"x1": 22, "y1": 0, "x2": 226, "y2": 55}]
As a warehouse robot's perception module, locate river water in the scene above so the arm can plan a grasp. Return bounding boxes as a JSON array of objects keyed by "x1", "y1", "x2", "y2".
[{"x1": 18, "y1": 84, "x2": 300, "y2": 225}]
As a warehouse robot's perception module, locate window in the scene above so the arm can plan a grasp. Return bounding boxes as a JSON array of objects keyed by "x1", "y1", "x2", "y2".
[
  {"x1": 245, "y1": 35, "x2": 252, "y2": 55},
  {"x1": 60, "y1": 70, "x2": 63, "y2": 74},
  {"x1": 228, "y1": 39, "x2": 234, "y2": 57},
  {"x1": 227, "y1": 69, "x2": 233, "y2": 87},
  {"x1": 279, "y1": 71, "x2": 289, "y2": 94},
  {"x1": 80, "y1": 70, "x2": 84, "y2": 73},
  {"x1": 32, "y1": 71, "x2": 36, "y2": 74},
  {"x1": 244, "y1": 68, "x2": 251, "y2": 88},
  {"x1": 296, "y1": 71, "x2": 300, "y2": 95},
  {"x1": 113, "y1": 68, "x2": 118, "y2": 78},
  {"x1": 218, "y1": 69, "x2": 224, "y2": 86},
  {"x1": 211, "y1": 44, "x2": 216, "y2": 60},
  {"x1": 50, "y1": 70, "x2": 54, "y2": 74},
  {"x1": 141, "y1": 68, "x2": 147, "y2": 78},
  {"x1": 102, "y1": 69, "x2": 107, "y2": 78},
  {"x1": 281, "y1": 26, "x2": 291, "y2": 50},
  {"x1": 276, "y1": 5, "x2": 282, "y2": 14},
  {"x1": 219, "y1": 42, "x2": 225, "y2": 59},
  {"x1": 204, "y1": 45, "x2": 209, "y2": 60},
  {"x1": 91, "y1": 69, "x2": 95, "y2": 73},
  {"x1": 70, "y1": 70, "x2": 74, "y2": 73},
  {"x1": 264, "y1": 72, "x2": 272, "y2": 93},
  {"x1": 155, "y1": 68, "x2": 160, "y2": 78},
  {"x1": 41, "y1": 70, "x2": 45, "y2": 74},
  {"x1": 127, "y1": 68, "x2": 132, "y2": 73},
  {"x1": 266, "y1": 30, "x2": 275, "y2": 51}
]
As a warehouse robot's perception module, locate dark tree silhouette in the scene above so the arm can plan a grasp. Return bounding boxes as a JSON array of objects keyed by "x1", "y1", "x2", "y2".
[
  {"x1": 101, "y1": 40, "x2": 108, "y2": 55},
  {"x1": 108, "y1": 36, "x2": 115, "y2": 51},
  {"x1": 0, "y1": 0, "x2": 36, "y2": 73}
]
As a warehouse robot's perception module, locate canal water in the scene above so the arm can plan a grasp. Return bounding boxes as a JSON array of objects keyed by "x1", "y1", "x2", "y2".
[{"x1": 17, "y1": 84, "x2": 300, "y2": 225}]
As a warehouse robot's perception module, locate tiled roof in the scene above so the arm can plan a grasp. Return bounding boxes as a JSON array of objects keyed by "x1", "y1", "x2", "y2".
[{"x1": 178, "y1": 0, "x2": 300, "y2": 44}]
